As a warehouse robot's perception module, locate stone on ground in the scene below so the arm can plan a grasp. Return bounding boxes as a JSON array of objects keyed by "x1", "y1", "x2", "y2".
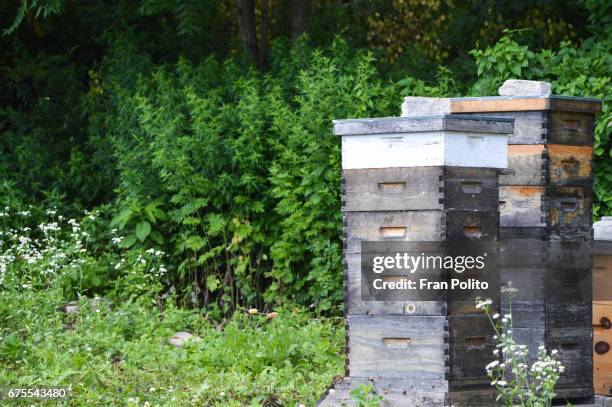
[{"x1": 168, "y1": 332, "x2": 202, "y2": 348}]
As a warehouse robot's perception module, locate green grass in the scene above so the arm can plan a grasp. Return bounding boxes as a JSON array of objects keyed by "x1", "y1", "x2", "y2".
[{"x1": 0, "y1": 290, "x2": 344, "y2": 406}]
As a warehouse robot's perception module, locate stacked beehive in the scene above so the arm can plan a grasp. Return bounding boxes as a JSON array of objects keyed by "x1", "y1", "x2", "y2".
[
  {"x1": 450, "y1": 89, "x2": 602, "y2": 403},
  {"x1": 593, "y1": 218, "x2": 612, "y2": 396},
  {"x1": 320, "y1": 115, "x2": 512, "y2": 406}
]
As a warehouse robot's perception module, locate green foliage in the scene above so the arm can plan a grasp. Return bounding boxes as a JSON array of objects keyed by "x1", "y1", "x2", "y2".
[
  {"x1": 100, "y1": 39, "x2": 396, "y2": 312},
  {"x1": 470, "y1": 29, "x2": 612, "y2": 218},
  {"x1": 0, "y1": 288, "x2": 344, "y2": 405},
  {"x1": 398, "y1": 66, "x2": 460, "y2": 97},
  {"x1": 110, "y1": 200, "x2": 167, "y2": 247},
  {"x1": 267, "y1": 44, "x2": 394, "y2": 310},
  {"x1": 3, "y1": 0, "x2": 64, "y2": 35},
  {"x1": 350, "y1": 383, "x2": 383, "y2": 407}
]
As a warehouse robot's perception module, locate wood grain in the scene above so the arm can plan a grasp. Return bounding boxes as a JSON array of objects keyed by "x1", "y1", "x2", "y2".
[
  {"x1": 500, "y1": 267, "x2": 545, "y2": 328},
  {"x1": 547, "y1": 327, "x2": 593, "y2": 388},
  {"x1": 449, "y1": 315, "x2": 496, "y2": 381},
  {"x1": 594, "y1": 257, "x2": 612, "y2": 302},
  {"x1": 450, "y1": 96, "x2": 602, "y2": 114},
  {"x1": 547, "y1": 144, "x2": 593, "y2": 186},
  {"x1": 594, "y1": 371, "x2": 612, "y2": 396},
  {"x1": 448, "y1": 389, "x2": 499, "y2": 407},
  {"x1": 445, "y1": 210, "x2": 499, "y2": 240},
  {"x1": 344, "y1": 252, "x2": 447, "y2": 316},
  {"x1": 546, "y1": 186, "x2": 592, "y2": 230},
  {"x1": 333, "y1": 115, "x2": 514, "y2": 136},
  {"x1": 546, "y1": 300, "x2": 591, "y2": 329},
  {"x1": 501, "y1": 144, "x2": 546, "y2": 185},
  {"x1": 342, "y1": 167, "x2": 442, "y2": 211},
  {"x1": 499, "y1": 185, "x2": 545, "y2": 227},
  {"x1": 593, "y1": 324, "x2": 612, "y2": 368},
  {"x1": 499, "y1": 226, "x2": 547, "y2": 240},
  {"x1": 513, "y1": 327, "x2": 546, "y2": 365},
  {"x1": 451, "y1": 98, "x2": 550, "y2": 113},
  {"x1": 344, "y1": 211, "x2": 444, "y2": 243},
  {"x1": 347, "y1": 315, "x2": 447, "y2": 379},
  {"x1": 549, "y1": 111, "x2": 595, "y2": 145}
]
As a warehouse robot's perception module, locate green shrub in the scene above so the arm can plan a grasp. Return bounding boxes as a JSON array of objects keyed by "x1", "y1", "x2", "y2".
[{"x1": 104, "y1": 39, "x2": 396, "y2": 312}]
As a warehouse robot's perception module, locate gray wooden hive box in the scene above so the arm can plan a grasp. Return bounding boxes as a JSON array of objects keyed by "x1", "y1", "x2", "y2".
[{"x1": 318, "y1": 115, "x2": 512, "y2": 407}]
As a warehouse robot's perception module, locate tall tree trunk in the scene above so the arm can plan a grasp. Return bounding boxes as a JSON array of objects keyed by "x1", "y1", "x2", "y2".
[
  {"x1": 258, "y1": 0, "x2": 269, "y2": 72},
  {"x1": 236, "y1": 0, "x2": 258, "y2": 65},
  {"x1": 290, "y1": 0, "x2": 310, "y2": 40}
]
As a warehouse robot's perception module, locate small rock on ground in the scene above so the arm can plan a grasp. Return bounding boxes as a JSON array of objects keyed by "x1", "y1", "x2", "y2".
[{"x1": 168, "y1": 332, "x2": 202, "y2": 348}]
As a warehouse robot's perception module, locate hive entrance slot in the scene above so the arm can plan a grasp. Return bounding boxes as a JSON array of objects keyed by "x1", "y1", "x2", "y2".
[
  {"x1": 378, "y1": 182, "x2": 406, "y2": 193},
  {"x1": 383, "y1": 337, "x2": 410, "y2": 348}
]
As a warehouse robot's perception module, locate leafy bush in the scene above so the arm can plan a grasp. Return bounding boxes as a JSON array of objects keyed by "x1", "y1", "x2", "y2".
[{"x1": 103, "y1": 39, "x2": 395, "y2": 312}]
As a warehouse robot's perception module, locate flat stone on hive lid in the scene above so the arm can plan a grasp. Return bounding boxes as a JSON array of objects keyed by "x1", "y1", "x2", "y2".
[
  {"x1": 594, "y1": 216, "x2": 612, "y2": 241},
  {"x1": 498, "y1": 79, "x2": 552, "y2": 96},
  {"x1": 400, "y1": 97, "x2": 450, "y2": 117}
]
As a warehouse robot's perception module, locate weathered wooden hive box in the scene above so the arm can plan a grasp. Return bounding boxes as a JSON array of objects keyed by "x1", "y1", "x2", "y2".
[
  {"x1": 321, "y1": 115, "x2": 512, "y2": 407},
  {"x1": 593, "y1": 218, "x2": 612, "y2": 397},
  {"x1": 449, "y1": 93, "x2": 602, "y2": 403}
]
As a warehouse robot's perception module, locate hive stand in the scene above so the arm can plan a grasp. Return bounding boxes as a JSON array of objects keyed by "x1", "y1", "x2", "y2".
[{"x1": 319, "y1": 115, "x2": 512, "y2": 407}]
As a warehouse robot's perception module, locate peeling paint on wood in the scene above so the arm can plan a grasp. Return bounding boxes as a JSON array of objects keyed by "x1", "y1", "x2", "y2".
[
  {"x1": 499, "y1": 185, "x2": 545, "y2": 227},
  {"x1": 502, "y1": 144, "x2": 546, "y2": 185}
]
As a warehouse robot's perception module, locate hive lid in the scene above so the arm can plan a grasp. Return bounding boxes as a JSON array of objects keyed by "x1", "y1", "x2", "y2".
[
  {"x1": 450, "y1": 95, "x2": 602, "y2": 114},
  {"x1": 333, "y1": 114, "x2": 514, "y2": 136},
  {"x1": 336, "y1": 115, "x2": 509, "y2": 170}
]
